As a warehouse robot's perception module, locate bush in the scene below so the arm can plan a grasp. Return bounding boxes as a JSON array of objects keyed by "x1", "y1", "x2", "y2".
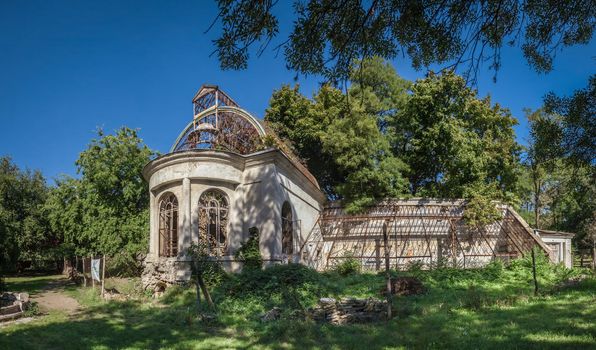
[
  {"x1": 333, "y1": 252, "x2": 361, "y2": 276},
  {"x1": 235, "y1": 227, "x2": 262, "y2": 270},
  {"x1": 221, "y1": 263, "x2": 327, "y2": 309}
]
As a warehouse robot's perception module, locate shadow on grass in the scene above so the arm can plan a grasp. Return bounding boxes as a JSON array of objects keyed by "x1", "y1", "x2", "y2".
[
  {"x1": 1, "y1": 279, "x2": 594, "y2": 350},
  {"x1": 4, "y1": 275, "x2": 68, "y2": 297}
]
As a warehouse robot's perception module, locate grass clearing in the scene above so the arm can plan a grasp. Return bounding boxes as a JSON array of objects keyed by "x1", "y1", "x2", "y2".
[{"x1": 1, "y1": 259, "x2": 595, "y2": 349}]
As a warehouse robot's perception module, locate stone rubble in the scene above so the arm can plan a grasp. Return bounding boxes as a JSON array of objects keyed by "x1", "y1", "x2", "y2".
[
  {"x1": 309, "y1": 297, "x2": 388, "y2": 324},
  {"x1": 141, "y1": 257, "x2": 190, "y2": 295},
  {"x1": 0, "y1": 292, "x2": 30, "y2": 322}
]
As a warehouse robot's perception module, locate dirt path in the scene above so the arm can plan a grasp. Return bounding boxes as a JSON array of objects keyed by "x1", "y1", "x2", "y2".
[{"x1": 34, "y1": 278, "x2": 80, "y2": 314}]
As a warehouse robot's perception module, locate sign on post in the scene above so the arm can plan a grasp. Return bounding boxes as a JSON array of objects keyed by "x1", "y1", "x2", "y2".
[{"x1": 91, "y1": 259, "x2": 101, "y2": 282}]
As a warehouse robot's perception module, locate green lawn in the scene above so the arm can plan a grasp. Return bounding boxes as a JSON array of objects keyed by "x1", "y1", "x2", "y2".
[{"x1": 1, "y1": 261, "x2": 595, "y2": 350}]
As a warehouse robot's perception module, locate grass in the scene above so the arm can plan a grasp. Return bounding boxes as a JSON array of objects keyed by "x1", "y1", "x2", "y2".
[{"x1": 1, "y1": 259, "x2": 595, "y2": 350}]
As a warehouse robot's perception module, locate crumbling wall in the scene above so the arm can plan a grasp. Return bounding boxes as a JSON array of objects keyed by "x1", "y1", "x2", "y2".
[{"x1": 141, "y1": 257, "x2": 191, "y2": 294}]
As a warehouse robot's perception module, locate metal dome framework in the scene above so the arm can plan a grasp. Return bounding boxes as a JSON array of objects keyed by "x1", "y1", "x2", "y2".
[{"x1": 171, "y1": 85, "x2": 266, "y2": 154}]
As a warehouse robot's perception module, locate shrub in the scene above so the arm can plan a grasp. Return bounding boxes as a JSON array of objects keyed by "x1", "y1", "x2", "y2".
[
  {"x1": 221, "y1": 263, "x2": 327, "y2": 309},
  {"x1": 235, "y1": 227, "x2": 262, "y2": 270},
  {"x1": 333, "y1": 252, "x2": 361, "y2": 276}
]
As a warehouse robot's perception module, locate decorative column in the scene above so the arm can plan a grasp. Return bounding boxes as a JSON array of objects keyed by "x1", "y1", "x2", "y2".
[
  {"x1": 182, "y1": 177, "x2": 192, "y2": 256},
  {"x1": 149, "y1": 191, "x2": 156, "y2": 257}
]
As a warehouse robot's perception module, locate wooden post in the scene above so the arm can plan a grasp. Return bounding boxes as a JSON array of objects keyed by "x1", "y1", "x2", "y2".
[
  {"x1": 91, "y1": 255, "x2": 95, "y2": 289},
  {"x1": 375, "y1": 239, "x2": 381, "y2": 271},
  {"x1": 101, "y1": 255, "x2": 106, "y2": 298},
  {"x1": 82, "y1": 256, "x2": 87, "y2": 287},
  {"x1": 383, "y1": 220, "x2": 392, "y2": 320}
]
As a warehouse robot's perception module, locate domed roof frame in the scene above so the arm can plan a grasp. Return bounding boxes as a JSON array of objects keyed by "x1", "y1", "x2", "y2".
[{"x1": 170, "y1": 86, "x2": 266, "y2": 154}]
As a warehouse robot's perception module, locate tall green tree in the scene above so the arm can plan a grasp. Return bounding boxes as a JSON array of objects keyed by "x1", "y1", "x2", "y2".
[
  {"x1": 45, "y1": 127, "x2": 157, "y2": 274},
  {"x1": 266, "y1": 58, "x2": 411, "y2": 211},
  {"x1": 393, "y1": 71, "x2": 520, "y2": 200},
  {"x1": 520, "y1": 106, "x2": 595, "y2": 254},
  {"x1": 212, "y1": 0, "x2": 595, "y2": 82},
  {"x1": 266, "y1": 59, "x2": 519, "y2": 213},
  {"x1": 77, "y1": 127, "x2": 156, "y2": 261},
  {"x1": 0, "y1": 156, "x2": 55, "y2": 271}
]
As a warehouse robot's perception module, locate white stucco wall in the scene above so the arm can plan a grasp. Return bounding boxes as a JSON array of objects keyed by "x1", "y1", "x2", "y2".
[
  {"x1": 143, "y1": 149, "x2": 326, "y2": 277},
  {"x1": 540, "y1": 236, "x2": 573, "y2": 268}
]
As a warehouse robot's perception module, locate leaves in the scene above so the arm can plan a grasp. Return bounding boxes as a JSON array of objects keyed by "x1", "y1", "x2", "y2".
[
  {"x1": 46, "y1": 127, "x2": 157, "y2": 263},
  {"x1": 212, "y1": 0, "x2": 595, "y2": 82}
]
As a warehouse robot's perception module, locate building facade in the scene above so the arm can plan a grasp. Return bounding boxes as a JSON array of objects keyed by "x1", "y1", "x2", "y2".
[
  {"x1": 141, "y1": 85, "x2": 563, "y2": 291},
  {"x1": 141, "y1": 86, "x2": 326, "y2": 291}
]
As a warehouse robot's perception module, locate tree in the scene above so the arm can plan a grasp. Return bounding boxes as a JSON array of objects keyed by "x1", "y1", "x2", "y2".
[
  {"x1": 0, "y1": 156, "x2": 56, "y2": 272},
  {"x1": 45, "y1": 128, "x2": 158, "y2": 275},
  {"x1": 266, "y1": 59, "x2": 520, "y2": 214},
  {"x1": 212, "y1": 0, "x2": 595, "y2": 82},
  {"x1": 543, "y1": 74, "x2": 595, "y2": 166},
  {"x1": 522, "y1": 109, "x2": 562, "y2": 229},
  {"x1": 393, "y1": 71, "x2": 520, "y2": 200},
  {"x1": 265, "y1": 58, "x2": 410, "y2": 211},
  {"x1": 519, "y1": 107, "x2": 595, "y2": 262},
  {"x1": 44, "y1": 176, "x2": 86, "y2": 257}
]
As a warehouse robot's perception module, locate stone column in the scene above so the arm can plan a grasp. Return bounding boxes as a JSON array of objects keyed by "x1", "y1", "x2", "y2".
[
  {"x1": 149, "y1": 191, "x2": 156, "y2": 257},
  {"x1": 181, "y1": 177, "x2": 192, "y2": 255}
]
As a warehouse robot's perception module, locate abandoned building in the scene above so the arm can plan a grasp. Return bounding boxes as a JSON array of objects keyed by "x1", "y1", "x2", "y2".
[{"x1": 141, "y1": 85, "x2": 560, "y2": 290}]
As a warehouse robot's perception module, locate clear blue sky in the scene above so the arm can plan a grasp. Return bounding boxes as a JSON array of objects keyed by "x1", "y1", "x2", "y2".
[{"x1": 1, "y1": 0, "x2": 594, "y2": 183}]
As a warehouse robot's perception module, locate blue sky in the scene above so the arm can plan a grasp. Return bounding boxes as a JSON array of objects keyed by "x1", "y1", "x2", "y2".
[{"x1": 1, "y1": 0, "x2": 594, "y2": 183}]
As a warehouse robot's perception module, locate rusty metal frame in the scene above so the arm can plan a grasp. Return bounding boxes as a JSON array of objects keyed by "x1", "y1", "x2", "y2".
[
  {"x1": 303, "y1": 199, "x2": 550, "y2": 271},
  {"x1": 171, "y1": 86, "x2": 265, "y2": 154},
  {"x1": 158, "y1": 193, "x2": 179, "y2": 257}
]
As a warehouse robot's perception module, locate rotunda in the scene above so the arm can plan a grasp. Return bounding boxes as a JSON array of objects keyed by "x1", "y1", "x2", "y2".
[{"x1": 141, "y1": 85, "x2": 326, "y2": 289}]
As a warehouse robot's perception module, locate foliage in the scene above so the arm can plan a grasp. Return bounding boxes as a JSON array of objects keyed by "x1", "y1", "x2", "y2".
[
  {"x1": 332, "y1": 251, "x2": 361, "y2": 276},
  {"x1": 0, "y1": 156, "x2": 56, "y2": 272},
  {"x1": 187, "y1": 241, "x2": 226, "y2": 288},
  {"x1": 44, "y1": 127, "x2": 157, "y2": 274},
  {"x1": 234, "y1": 227, "x2": 262, "y2": 270},
  {"x1": 462, "y1": 183, "x2": 504, "y2": 227},
  {"x1": 519, "y1": 107, "x2": 595, "y2": 248},
  {"x1": 265, "y1": 58, "x2": 411, "y2": 210},
  {"x1": 2, "y1": 264, "x2": 595, "y2": 349},
  {"x1": 543, "y1": 74, "x2": 596, "y2": 166},
  {"x1": 212, "y1": 0, "x2": 595, "y2": 82},
  {"x1": 267, "y1": 61, "x2": 520, "y2": 213},
  {"x1": 395, "y1": 71, "x2": 520, "y2": 199},
  {"x1": 221, "y1": 263, "x2": 327, "y2": 309}
]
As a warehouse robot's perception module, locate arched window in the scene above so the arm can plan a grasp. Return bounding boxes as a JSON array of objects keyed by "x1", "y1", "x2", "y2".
[
  {"x1": 198, "y1": 190, "x2": 229, "y2": 256},
  {"x1": 281, "y1": 201, "x2": 293, "y2": 255},
  {"x1": 158, "y1": 193, "x2": 178, "y2": 257}
]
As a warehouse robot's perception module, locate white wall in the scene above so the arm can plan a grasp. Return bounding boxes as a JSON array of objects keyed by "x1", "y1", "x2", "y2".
[{"x1": 144, "y1": 149, "x2": 326, "y2": 274}]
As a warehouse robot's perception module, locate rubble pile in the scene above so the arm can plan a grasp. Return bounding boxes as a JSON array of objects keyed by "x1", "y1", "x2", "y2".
[{"x1": 309, "y1": 297, "x2": 388, "y2": 324}]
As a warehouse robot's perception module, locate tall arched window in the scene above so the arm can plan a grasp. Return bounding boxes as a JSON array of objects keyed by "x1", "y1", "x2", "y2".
[
  {"x1": 281, "y1": 201, "x2": 293, "y2": 255},
  {"x1": 198, "y1": 190, "x2": 229, "y2": 256},
  {"x1": 159, "y1": 193, "x2": 178, "y2": 257}
]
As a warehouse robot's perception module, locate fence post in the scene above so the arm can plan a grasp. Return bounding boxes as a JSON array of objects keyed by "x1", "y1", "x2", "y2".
[
  {"x1": 383, "y1": 220, "x2": 392, "y2": 320},
  {"x1": 101, "y1": 255, "x2": 106, "y2": 298},
  {"x1": 91, "y1": 255, "x2": 95, "y2": 289},
  {"x1": 82, "y1": 256, "x2": 87, "y2": 287},
  {"x1": 531, "y1": 248, "x2": 538, "y2": 296}
]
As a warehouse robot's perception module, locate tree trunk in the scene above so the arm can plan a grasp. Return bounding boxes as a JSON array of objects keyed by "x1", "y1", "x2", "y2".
[
  {"x1": 197, "y1": 271, "x2": 214, "y2": 310},
  {"x1": 193, "y1": 261, "x2": 214, "y2": 310},
  {"x1": 62, "y1": 257, "x2": 74, "y2": 278},
  {"x1": 592, "y1": 243, "x2": 596, "y2": 271}
]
